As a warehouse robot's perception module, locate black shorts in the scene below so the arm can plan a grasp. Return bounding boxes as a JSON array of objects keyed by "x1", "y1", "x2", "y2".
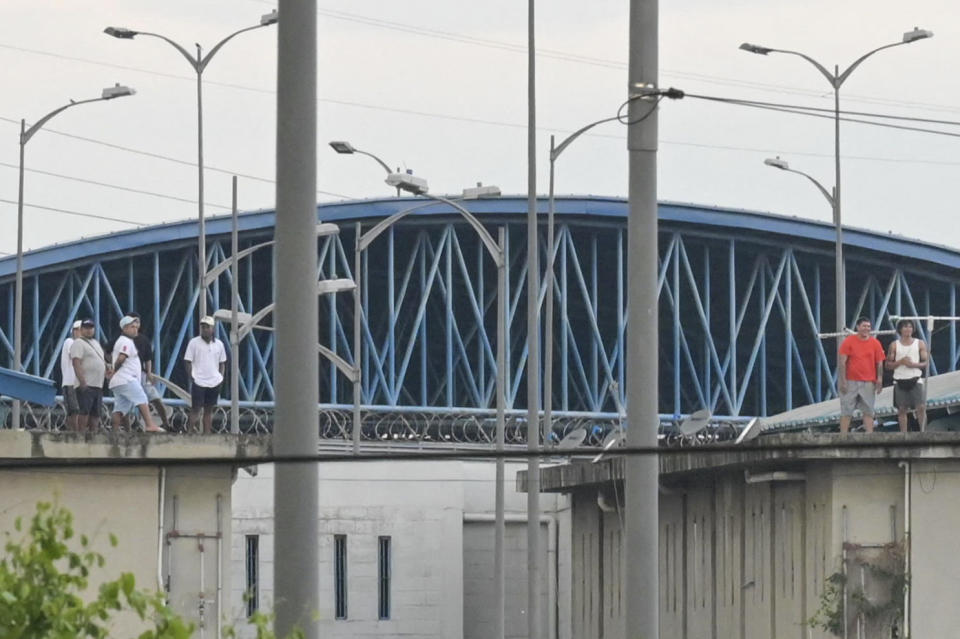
[
  {"x1": 191, "y1": 383, "x2": 221, "y2": 409},
  {"x1": 76, "y1": 387, "x2": 103, "y2": 417},
  {"x1": 63, "y1": 386, "x2": 79, "y2": 416}
]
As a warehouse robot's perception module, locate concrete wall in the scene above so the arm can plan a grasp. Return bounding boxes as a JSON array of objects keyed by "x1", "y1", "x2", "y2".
[
  {"x1": 563, "y1": 460, "x2": 922, "y2": 639},
  {"x1": 908, "y1": 460, "x2": 960, "y2": 638},
  {"x1": 0, "y1": 432, "x2": 242, "y2": 637},
  {"x1": 230, "y1": 459, "x2": 570, "y2": 639}
]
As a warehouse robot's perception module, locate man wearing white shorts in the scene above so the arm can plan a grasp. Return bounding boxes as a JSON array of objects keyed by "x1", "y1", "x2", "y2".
[{"x1": 109, "y1": 315, "x2": 164, "y2": 433}]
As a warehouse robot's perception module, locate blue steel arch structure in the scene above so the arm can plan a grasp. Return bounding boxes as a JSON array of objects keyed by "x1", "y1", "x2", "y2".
[{"x1": 3, "y1": 196, "x2": 960, "y2": 426}]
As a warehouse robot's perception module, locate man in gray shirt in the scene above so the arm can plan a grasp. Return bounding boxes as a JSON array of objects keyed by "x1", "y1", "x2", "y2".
[{"x1": 69, "y1": 319, "x2": 107, "y2": 433}]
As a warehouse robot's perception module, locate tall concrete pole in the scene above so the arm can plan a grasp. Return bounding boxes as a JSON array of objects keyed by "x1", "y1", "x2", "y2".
[
  {"x1": 525, "y1": 0, "x2": 542, "y2": 636},
  {"x1": 273, "y1": 1, "x2": 319, "y2": 637},
  {"x1": 625, "y1": 0, "x2": 660, "y2": 637},
  {"x1": 832, "y1": 74, "x2": 845, "y2": 336},
  {"x1": 230, "y1": 176, "x2": 240, "y2": 434},
  {"x1": 494, "y1": 227, "x2": 507, "y2": 639}
]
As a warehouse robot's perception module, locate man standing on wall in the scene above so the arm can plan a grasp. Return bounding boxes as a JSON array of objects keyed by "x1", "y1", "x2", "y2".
[
  {"x1": 886, "y1": 319, "x2": 928, "y2": 432},
  {"x1": 838, "y1": 316, "x2": 886, "y2": 433},
  {"x1": 184, "y1": 316, "x2": 227, "y2": 434},
  {"x1": 60, "y1": 320, "x2": 82, "y2": 431},
  {"x1": 70, "y1": 319, "x2": 107, "y2": 433},
  {"x1": 124, "y1": 311, "x2": 171, "y2": 431},
  {"x1": 109, "y1": 315, "x2": 165, "y2": 433}
]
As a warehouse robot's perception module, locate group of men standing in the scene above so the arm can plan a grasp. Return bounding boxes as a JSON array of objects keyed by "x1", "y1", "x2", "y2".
[
  {"x1": 60, "y1": 314, "x2": 227, "y2": 434},
  {"x1": 838, "y1": 316, "x2": 928, "y2": 433}
]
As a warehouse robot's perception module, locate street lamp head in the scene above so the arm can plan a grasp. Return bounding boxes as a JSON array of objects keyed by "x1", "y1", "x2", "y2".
[
  {"x1": 764, "y1": 156, "x2": 790, "y2": 170},
  {"x1": 329, "y1": 140, "x2": 356, "y2": 154},
  {"x1": 104, "y1": 26, "x2": 138, "y2": 39},
  {"x1": 462, "y1": 182, "x2": 502, "y2": 199},
  {"x1": 902, "y1": 27, "x2": 933, "y2": 43},
  {"x1": 260, "y1": 10, "x2": 279, "y2": 26},
  {"x1": 101, "y1": 83, "x2": 136, "y2": 99},
  {"x1": 739, "y1": 42, "x2": 772, "y2": 55},
  {"x1": 385, "y1": 171, "x2": 429, "y2": 195}
]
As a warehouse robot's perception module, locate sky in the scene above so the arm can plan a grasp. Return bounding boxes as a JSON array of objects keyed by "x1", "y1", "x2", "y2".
[{"x1": 1, "y1": 0, "x2": 958, "y2": 256}]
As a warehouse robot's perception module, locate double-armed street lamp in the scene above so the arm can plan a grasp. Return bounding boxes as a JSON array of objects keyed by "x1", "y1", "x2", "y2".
[
  {"x1": 11, "y1": 84, "x2": 136, "y2": 429},
  {"x1": 104, "y1": 10, "x2": 279, "y2": 319},
  {"x1": 741, "y1": 27, "x2": 932, "y2": 336},
  {"x1": 330, "y1": 139, "x2": 509, "y2": 637}
]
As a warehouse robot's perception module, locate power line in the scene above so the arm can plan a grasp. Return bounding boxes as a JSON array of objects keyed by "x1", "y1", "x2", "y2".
[
  {"x1": 0, "y1": 198, "x2": 147, "y2": 226},
  {"x1": 0, "y1": 117, "x2": 352, "y2": 200},
  {"x1": 0, "y1": 161, "x2": 231, "y2": 210},
  {"x1": 246, "y1": 0, "x2": 960, "y2": 116},
  {"x1": 685, "y1": 93, "x2": 960, "y2": 140}
]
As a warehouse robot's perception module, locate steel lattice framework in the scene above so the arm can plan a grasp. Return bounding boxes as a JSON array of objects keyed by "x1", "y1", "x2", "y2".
[{"x1": 3, "y1": 196, "x2": 960, "y2": 425}]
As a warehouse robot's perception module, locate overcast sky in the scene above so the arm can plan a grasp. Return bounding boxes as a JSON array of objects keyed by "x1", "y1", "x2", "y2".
[{"x1": 1, "y1": 0, "x2": 957, "y2": 256}]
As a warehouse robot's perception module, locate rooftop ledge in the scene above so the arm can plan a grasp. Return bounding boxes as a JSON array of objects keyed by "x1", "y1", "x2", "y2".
[
  {"x1": 0, "y1": 430, "x2": 270, "y2": 465},
  {"x1": 523, "y1": 431, "x2": 960, "y2": 493}
]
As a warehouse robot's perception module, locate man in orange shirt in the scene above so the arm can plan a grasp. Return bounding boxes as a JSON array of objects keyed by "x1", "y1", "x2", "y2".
[{"x1": 838, "y1": 316, "x2": 886, "y2": 433}]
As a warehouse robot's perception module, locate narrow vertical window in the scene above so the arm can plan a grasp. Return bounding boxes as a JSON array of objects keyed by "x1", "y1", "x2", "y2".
[
  {"x1": 334, "y1": 534, "x2": 348, "y2": 619},
  {"x1": 245, "y1": 535, "x2": 259, "y2": 617},
  {"x1": 378, "y1": 536, "x2": 391, "y2": 619}
]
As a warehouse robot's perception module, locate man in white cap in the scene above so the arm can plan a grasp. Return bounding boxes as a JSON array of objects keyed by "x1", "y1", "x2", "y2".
[
  {"x1": 109, "y1": 315, "x2": 164, "y2": 433},
  {"x1": 184, "y1": 315, "x2": 227, "y2": 434},
  {"x1": 60, "y1": 320, "x2": 82, "y2": 431}
]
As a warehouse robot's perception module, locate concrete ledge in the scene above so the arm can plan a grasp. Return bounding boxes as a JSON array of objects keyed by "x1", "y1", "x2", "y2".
[
  {"x1": 0, "y1": 430, "x2": 271, "y2": 462},
  {"x1": 524, "y1": 431, "x2": 960, "y2": 492}
]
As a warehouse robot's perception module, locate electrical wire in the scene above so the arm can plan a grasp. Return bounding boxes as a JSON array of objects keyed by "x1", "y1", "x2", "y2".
[
  {"x1": 0, "y1": 198, "x2": 146, "y2": 227},
  {"x1": 0, "y1": 161, "x2": 231, "y2": 210},
  {"x1": 0, "y1": 117, "x2": 352, "y2": 200},
  {"x1": 682, "y1": 93, "x2": 960, "y2": 140}
]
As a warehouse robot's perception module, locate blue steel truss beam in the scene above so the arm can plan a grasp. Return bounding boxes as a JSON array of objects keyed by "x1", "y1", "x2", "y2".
[{"x1": 5, "y1": 198, "x2": 960, "y2": 420}]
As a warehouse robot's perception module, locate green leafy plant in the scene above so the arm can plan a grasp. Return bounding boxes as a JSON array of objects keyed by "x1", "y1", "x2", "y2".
[
  {"x1": 808, "y1": 542, "x2": 906, "y2": 637},
  {"x1": 0, "y1": 501, "x2": 194, "y2": 639}
]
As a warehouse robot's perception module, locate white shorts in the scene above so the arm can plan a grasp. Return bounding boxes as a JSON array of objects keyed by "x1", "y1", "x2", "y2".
[{"x1": 112, "y1": 381, "x2": 148, "y2": 415}]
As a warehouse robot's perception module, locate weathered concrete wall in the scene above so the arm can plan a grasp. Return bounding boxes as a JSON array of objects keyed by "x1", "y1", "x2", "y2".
[
  {"x1": 908, "y1": 460, "x2": 960, "y2": 638},
  {"x1": 0, "y1": 431, "x2": 258, "y2": 636}
]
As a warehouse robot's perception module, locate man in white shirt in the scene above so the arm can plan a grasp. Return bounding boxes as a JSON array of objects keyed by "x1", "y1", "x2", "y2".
[
  {"x1": 184, "y1": 315, "x2": 227, "y2": 434},
  {"x1": 109, "y1": 315, "x2": 164, "y2": 432},
  {"x1": 61, "y1": 320, "x2": 82, "y2": 431},
  {"x1": 886, "y1": 318, "x2": 928, "y2": 432}
]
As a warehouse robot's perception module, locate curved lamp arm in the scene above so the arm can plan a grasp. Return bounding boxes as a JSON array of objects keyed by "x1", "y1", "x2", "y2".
[
  {"x1": 786, "y1": 168, "x2": 835, "y2": 207},
  {"x1": 552, "y1": 115, "x2": 621, "y2": 161},
  {"x1": 429, "y1": 195, "x2": 502, "y2": 266},
  {"x1": 359, "y1": 196, "x2": 501, "y2": 266},
  {"x1": 200, "y1": 21, "x2": 275, "y2": 72},
  {"x1": 766, "y1": 48, "x2": 836, "y2": 85},
  {"x1": 358, "y1": 200, "x2": 448, "y2": 251},
  {"x1": 130, "y1": 31, "x2": 200, "y2": 70},
  {"x1": 836, "y1": 41, "x2": 907, "y2": 87},
  {"x1": 353, "y1": 149, "x2": 393, "y2": 175},
  {"x1": 23, "y1": 95, "x2": 116, "y2": 145}
]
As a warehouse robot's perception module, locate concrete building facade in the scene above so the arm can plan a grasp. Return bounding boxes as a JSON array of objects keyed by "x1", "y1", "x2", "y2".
[
  {"x1": 230, "y1": 458, "x2": 572, "y2": 639},
  {"x1": 528, "y1": 433, "x2": 960, "y2": 639},
  {"x1": 0, "y1": 430, "x2": 264, "y2": 638}
]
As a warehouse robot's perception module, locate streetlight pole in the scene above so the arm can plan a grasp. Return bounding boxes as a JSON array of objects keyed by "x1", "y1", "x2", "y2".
[
  {"x1": 330, "y1": 139, "x2": 509, "y2": 633},
  {"x1": 741, "y1": 27, "x2": 932, "y2": 335},
  {"x1": 545, "y1": 116, "x2": 620, "y2": 442},
  {"x1": 104, "y1": 11, "x2": 278, "y2": 318},
  {"x1": 11, "y1": 84, "x2": 135, "y2": 429}
]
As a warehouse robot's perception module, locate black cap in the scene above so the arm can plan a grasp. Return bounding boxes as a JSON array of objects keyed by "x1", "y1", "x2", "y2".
[{"x1": 81, "y1": 319, "x2": 95, "y2": 327}]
